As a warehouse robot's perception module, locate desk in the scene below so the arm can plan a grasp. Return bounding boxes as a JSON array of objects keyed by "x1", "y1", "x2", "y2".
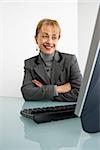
[{"x1": 0, "y1": 97, "x2": 100, "y2": 150}]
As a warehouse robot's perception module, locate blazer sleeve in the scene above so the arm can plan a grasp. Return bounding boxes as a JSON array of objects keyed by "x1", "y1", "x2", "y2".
[
  {"x1": 52, "y1": 55, "x2": 82, "y2": 102},
  {"x1": 21, "y1": 60, "x2": 57, "y2": 101}
]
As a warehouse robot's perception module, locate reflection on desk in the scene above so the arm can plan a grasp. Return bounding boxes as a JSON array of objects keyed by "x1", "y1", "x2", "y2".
[
  {"x1": 20, "y1": 115, "x2": 81, "y2": 150},
  {"x1": 20, "y1": 101, "x2": 81, "y2": 150},
  {"x1": 0, "y1": 97, "x2": 100, "y2": 150}
]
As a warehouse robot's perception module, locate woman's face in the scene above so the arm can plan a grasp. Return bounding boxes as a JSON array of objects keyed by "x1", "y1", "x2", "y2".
[{"x1": 35, "y1": 24, "x2": 60, "y2": 55}]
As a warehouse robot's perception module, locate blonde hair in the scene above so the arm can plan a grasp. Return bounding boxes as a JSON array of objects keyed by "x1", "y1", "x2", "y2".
[{"x1": 35, "y1": 18, "x2": 61, "y2": 39}]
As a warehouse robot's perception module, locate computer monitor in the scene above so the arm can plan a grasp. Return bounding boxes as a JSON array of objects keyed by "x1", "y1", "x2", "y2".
[{"x1": 75, "y1": 5, "x2": 100, "y2": 133}]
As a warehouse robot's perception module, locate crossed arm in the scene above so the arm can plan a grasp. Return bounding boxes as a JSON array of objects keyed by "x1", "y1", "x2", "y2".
[{"x1": 32, "y1": 79, "x2": 71, "y2": 93}]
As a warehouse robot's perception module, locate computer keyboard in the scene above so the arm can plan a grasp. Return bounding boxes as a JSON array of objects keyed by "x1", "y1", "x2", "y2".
[{"x1": 20, "y1": 104, "x2": 77, "y2": 123}]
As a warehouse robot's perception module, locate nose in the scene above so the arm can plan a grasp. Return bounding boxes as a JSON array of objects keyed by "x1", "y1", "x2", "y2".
[{"x1": 47, "y1": 36, "x2": 53, "y2": 44}]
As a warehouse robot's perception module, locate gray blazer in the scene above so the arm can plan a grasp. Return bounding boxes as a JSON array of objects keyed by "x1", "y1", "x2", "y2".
[{"x1": 21, "y1": 51, "x2": 82, "y2": 101}]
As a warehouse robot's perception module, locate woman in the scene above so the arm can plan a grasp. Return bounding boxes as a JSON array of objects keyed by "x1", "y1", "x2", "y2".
[{"x1": 21, "y1": 18, "x2": 82, "y2": 101}]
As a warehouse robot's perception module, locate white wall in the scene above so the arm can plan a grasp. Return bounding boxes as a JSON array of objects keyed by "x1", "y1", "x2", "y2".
[
  {"x1": 0, "y1": 1, "x2": 78, "y2": 98},
  {"x1": 78, "y1": 0, "x2": 99, "y2": 75}
]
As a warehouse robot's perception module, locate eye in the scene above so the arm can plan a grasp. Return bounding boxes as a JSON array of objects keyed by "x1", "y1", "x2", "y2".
[
  {"x1": 42, "y1": 35, "x2": 49, "y2": 39},
  {"x1": 52, "y1": 36, "x2": 57, "y2": 40}
]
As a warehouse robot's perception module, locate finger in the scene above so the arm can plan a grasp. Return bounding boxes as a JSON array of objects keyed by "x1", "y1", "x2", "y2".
[
  {"x1": 32, "y1": 79, "x2": 41, "y2": 84},
  {"x1": 32, "y1": 80, "x2": 43, "y2": 87}
]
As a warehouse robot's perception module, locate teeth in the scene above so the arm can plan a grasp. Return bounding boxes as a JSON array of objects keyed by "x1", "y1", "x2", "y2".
[
  {"x1": 44, "y1": 45, "x2": 53, "y2": 48},
  {"x1": 47, "y1": 46, "x2": 49, "y2": 47}
]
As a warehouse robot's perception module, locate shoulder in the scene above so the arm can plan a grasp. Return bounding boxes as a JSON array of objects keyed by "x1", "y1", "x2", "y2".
[
  {"x1": 25, "y1": 55, "x2": 38, "y2": 62},
  {"x1": 24, "y1": 54, "x2": 39, "y2": 67},
  {"x1": 24, "y1": 54, "x2": 38, "y2": 63},
  {"x1": 58, "y1": 51, "x2": 77, "y2": 62}
]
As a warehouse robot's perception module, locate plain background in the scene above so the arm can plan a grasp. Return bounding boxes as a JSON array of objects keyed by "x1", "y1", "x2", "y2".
[{"x1": 0, "y1": 0, "x2": 99, "y2": 98}]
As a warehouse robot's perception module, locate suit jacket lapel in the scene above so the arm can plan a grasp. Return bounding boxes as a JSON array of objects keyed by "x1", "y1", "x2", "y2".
[
  {"x1": 34, "y1": 55, "x2": 50, "y2": 84},
  {"x1": 51, "y1": 53, "x2": 64, "y2": 84}
]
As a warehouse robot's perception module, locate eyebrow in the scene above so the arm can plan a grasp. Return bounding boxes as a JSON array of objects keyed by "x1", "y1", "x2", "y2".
[
  {"x1": 41, "y1": 32, "x2": 48, "y2": 35},
  {"x1": 41, "y1": 32, "x2": 58, "y2": 36}
]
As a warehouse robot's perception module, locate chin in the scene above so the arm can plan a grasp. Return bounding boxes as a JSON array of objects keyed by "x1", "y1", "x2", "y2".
[
  {"x1": 46, "y1": 51, "x2": 54, "y2": 54},
  {"x1": 44, "y1": 49, "x2": 55, "y2": 55}
]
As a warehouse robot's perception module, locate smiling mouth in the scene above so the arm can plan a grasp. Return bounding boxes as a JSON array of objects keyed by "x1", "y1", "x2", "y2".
[{"x1": 43, "y1": 44, "x2": 54, "y2": 50}]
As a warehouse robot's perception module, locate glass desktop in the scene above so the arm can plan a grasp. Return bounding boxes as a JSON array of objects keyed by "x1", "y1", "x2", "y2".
[{"x1": 0, "y1": 97, "x2": 100, "y2": 150}]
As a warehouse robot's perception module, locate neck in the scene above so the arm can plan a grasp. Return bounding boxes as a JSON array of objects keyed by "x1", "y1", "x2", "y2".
[{"x1": 40, "y1": 51, "x2": 55, "y2": 61}]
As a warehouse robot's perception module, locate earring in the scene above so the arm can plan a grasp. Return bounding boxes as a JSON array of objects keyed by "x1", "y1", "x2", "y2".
[{"x1": 36, "y1": 45, "x2": 39, "y2": 51}]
